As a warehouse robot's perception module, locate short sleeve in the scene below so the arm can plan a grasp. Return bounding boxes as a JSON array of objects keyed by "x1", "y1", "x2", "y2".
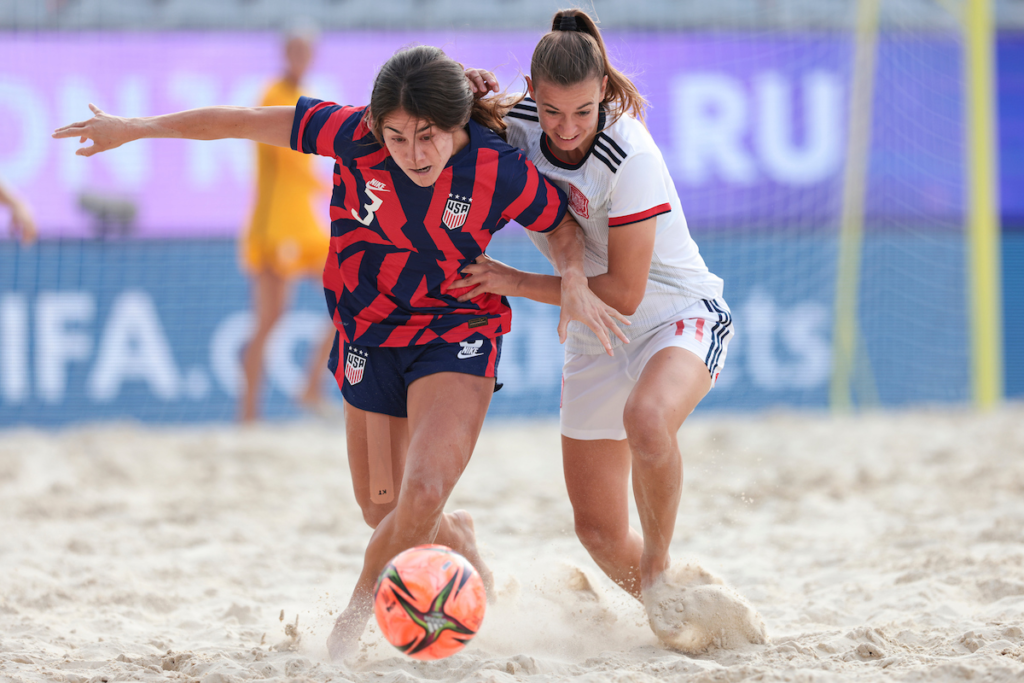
[
  {"x1": 290, "y1": 95, "x2": 364, "y2": 159},
  {"x1": 607, "y1": 151, "x2": 673, "y2": 227},
  {"x1": 500, "y1": 154, "x2": 568, "y2": 234}
]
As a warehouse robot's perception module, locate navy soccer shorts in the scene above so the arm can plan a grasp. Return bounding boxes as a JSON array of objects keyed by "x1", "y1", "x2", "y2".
[{"x1": 338, "y1": 335, "x2": 503, "y2": 418}]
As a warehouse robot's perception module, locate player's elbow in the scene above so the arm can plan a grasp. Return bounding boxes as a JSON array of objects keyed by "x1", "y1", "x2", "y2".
[
  {"x1": 611, "y1": 291, "x2": 643, "y2": 317},
  {"x1": 618, "y1": 301, "x2": 640, "y2": 317}
]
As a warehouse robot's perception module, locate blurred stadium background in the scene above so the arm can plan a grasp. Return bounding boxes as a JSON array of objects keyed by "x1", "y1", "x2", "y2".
[{"x1": 1, "y1": 0, "x2": 1022, "y2": 425}]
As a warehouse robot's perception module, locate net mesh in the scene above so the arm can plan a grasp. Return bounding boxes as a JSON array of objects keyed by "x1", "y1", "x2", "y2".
[{"x1": 0, "y1": 0, "x2": 1001, "y2": 424}]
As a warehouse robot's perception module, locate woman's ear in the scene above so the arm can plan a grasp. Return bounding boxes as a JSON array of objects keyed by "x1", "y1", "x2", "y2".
[{"x1": 525, "y1": 75, "x2": 535, "y2": 98}]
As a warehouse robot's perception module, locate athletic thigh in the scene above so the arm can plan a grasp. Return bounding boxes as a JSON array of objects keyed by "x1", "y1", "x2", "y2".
[
  {"x1": 402, "y1": 372, "x2": 495, "y2": 500},
  {"x1": 562, "y1": 436, "x2": 633, "y2": 533},
  {"x1": 344, "y1": 399, "x2": 409, "y2": 517},
  {"x1": 625, "y1": 346, "x2": 711, "y2": 434}
]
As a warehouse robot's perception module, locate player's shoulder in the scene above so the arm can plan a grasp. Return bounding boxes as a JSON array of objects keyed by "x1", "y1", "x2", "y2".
[
  {"x1": 469, "y1": 119, "x2": 532, "y2": 164},
  {"x1": 504, "y1": 96, "x2": 542, "y2": 137},
  {"x1": 506, "y1": 95, "x2": 540, "y2": 123},
  {"x1": 598, "y1": 113, "x2": 657, "y2": 160},
  {"x1": 293, "y1": 97, "x2": 375, "y2": 157},
  {"x1": 593, "y1": 113, "x2": 666, "y2": 179},
  {"x1": 298, "y1": 96, "x2": 366, "y2": 118},
  {"x1": 302, "y1": 98, "x2": 369, "y2": 135}
]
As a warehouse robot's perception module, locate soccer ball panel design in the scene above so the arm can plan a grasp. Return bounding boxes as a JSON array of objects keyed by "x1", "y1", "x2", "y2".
[{"x1": 373, "y1": 544, "x2": 486, "y2": 660}]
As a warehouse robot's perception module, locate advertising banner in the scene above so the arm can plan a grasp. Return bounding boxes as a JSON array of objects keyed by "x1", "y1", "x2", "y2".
[
  {"x1": 0, "y1": 232, "x2": 972, "y2": 426},
  {"x1": 1, "y1": 31, "x2": 968, "y2": 238}
]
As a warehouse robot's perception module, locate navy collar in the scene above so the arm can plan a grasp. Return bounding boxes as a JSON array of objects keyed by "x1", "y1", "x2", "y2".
[{"x1": 539, "y1": 107, "x2": 607, "y2": 170}]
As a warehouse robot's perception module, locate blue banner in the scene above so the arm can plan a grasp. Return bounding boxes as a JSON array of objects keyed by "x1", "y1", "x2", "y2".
[{"x1": 0, "y1": 232, "x2": 977, "y2": 426}]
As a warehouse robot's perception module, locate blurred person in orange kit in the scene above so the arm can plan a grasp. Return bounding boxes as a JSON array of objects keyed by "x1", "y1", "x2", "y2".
[
  {"x1": 0, "y1": 179, "x2": 37, "y2": 245},
  {"x1": 240, "y1": 28, "x2": 336, "y2": 422}
]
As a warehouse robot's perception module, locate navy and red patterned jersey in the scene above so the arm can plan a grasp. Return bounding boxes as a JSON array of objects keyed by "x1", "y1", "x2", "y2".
[{"x1": 290, "y1": 96, "x2": 568, "y2": 349}]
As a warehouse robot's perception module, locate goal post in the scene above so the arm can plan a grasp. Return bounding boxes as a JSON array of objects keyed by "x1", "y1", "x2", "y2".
[
  {"x1": 830, "y1": 0, "x2": 882, "y2": 412},
  {"x1": 831, "y1": 0, "x2": 1004, "y2": 411},
  {"x1": 964, "y1": 0, "x2": 1004, "y2": 409}
]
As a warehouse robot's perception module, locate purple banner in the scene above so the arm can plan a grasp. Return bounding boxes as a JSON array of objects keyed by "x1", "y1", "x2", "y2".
[{"x1": 1, "y1": 31, "x2": 964, "y2": 238}]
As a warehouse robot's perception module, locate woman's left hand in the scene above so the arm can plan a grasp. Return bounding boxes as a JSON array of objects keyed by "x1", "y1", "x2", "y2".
[
  {"x1": 464, "y1": 68, "x2": 500, "y2": 97},
  {"x1": 451, "y1": 254, "x2": 523, "y2": 301}
]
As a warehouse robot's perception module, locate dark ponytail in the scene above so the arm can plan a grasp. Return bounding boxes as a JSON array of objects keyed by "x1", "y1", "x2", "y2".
[
  {"x1": 367, "y1": 45, "x2": 515, "y2": 143},
  {"x1": 531, "y1": 9, "x2": 648, "y2": 124}
]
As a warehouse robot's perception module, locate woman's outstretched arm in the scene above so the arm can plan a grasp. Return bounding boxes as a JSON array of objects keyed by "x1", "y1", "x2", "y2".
[{"x1": 53, "y1": 104, "x2": 295, "y2": 157}]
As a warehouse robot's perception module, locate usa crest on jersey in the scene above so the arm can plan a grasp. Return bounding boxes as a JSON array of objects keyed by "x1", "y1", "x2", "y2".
[
  {"x1": 345, "y1": 349, "x2": 367, "y2": 385},
  {"x1": 442, "y1": 194, "x2": 471, "y2": 230}
]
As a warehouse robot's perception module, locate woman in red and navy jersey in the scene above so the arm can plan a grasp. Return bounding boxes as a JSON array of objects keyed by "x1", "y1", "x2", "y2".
[{"x1": 54, "y1": 44, "x2": 627, "y2": 658}]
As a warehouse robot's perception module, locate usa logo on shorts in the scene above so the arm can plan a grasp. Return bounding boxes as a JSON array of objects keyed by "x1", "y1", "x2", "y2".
[
  {"x1": 442, "y1": 194, "x2": 471, "y2": 230},
  {"x1": 345, "y1": 350, "x2": 367, "y2": 385}
]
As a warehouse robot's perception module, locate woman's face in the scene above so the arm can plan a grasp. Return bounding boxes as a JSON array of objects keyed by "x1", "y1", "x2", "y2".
[
  {"x1": 284, "y1": 36, "x2": 314, "y2": 82},
  {"x1": 529, "y1": 75, "x2": 607, "y2": 161},
  {"x1": 380, "y1": 111, "x2": 464, "y2": 187}
]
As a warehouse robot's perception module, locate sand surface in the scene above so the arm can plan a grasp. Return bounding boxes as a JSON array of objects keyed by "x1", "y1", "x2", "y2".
[{"x1": 1, "y1": 408, "x2": 1023, "y2": 682}]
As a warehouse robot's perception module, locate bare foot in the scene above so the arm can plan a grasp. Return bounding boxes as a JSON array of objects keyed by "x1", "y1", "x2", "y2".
[
  {"x1": 444, "y1": 510, "x2": 495, "y2": 601},
  {"x1": 642, "y1": 563, "x2": 768, "y2": 653},
  {"x1": 326, "y1": 594, "x2": 373, "y2": 661},
  {"x1": 639, "y1": 550, "x2": 671, "y2": 594}
]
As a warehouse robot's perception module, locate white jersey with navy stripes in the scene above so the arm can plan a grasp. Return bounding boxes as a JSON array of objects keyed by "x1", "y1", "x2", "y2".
[{"x1": 505, "y1": 97, "x2": 724, "y2": 355}]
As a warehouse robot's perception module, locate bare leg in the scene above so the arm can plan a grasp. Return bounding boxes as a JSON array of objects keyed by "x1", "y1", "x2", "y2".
[
  {"x1": 623, "y1": 347, "x2": 710, "y2": 591},
  {"x1": 344, "y1": 406, "x2": 490, "y2": 588},
  {"x1": 326, "y1": 372, "x2": 494, "y2": 660},
  {"x1": 299, "y1": 324, "x2": 336, "y2": 409},
  {"x1": 563, "y1": 437, "x2": 644, "y2": 599},
  {"x1": 240, "y1": 270, "x2": 290, "y2": 422},
  {"x1": 343, "y1": 400, "x2": 409, "y2": 528},
  {"x1": 562, "y1": 348, "x2": 711, "y2": 600}
]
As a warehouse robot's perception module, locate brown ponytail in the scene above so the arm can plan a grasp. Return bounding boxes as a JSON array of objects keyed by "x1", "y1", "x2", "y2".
[
  {"x1": 367, "y1": 45, "x2": 516, "y2": 143},
  {"x1": 470, "y1": 94, "x2": 520, "y2": 136},
  {"x1": 531, "y1": 9, "x2": 648, "y2": 125}
]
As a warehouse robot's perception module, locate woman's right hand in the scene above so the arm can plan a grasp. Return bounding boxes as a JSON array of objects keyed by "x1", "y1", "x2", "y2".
[
  {"x1": 52, "y1": 104, "x2": 137, "y2": 157},
  {"x1": 557, "y1": 273, "x2": 631, "y2": 355},
  {"x1": 451, "y1": 254, "x2": 523, "y2": 301},
  {"x1": 464, "y1": 68, "x2": 500, "y2": 98}
]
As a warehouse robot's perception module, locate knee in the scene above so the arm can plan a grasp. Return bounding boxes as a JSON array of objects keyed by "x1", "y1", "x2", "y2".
[
  {"x1": 573, "y1": 515, "x2": 624, "y2": 557},
  {"x1": 623, "y1": 399, "x2": 678, "y2": 463},
  {"x1": 361, "y1": 503, "x2": 392, "y2": 529},
  {"x1": 573, "y1": 518, "x2": 606, "y2": 555}
]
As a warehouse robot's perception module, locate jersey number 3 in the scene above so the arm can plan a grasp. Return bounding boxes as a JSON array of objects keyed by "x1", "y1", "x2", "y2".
[{"x1": 351, "y1": 184, "x2": 385, "y2": 226}]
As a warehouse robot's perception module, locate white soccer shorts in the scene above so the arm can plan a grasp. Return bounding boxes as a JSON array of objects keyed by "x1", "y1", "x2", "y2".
[{"x1": 560, "y1": 298, "x2": 733, "y2": 441}]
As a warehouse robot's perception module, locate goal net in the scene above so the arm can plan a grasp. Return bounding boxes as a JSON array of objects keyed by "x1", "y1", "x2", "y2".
[{"x1": 0, "y1": 0, "x2": 1003, "y2": 424}]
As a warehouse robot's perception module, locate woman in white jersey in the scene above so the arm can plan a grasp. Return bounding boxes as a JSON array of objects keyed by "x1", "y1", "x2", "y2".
[{"x1": 457, "y1": 9, "x2": 734, "y2": 627}]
